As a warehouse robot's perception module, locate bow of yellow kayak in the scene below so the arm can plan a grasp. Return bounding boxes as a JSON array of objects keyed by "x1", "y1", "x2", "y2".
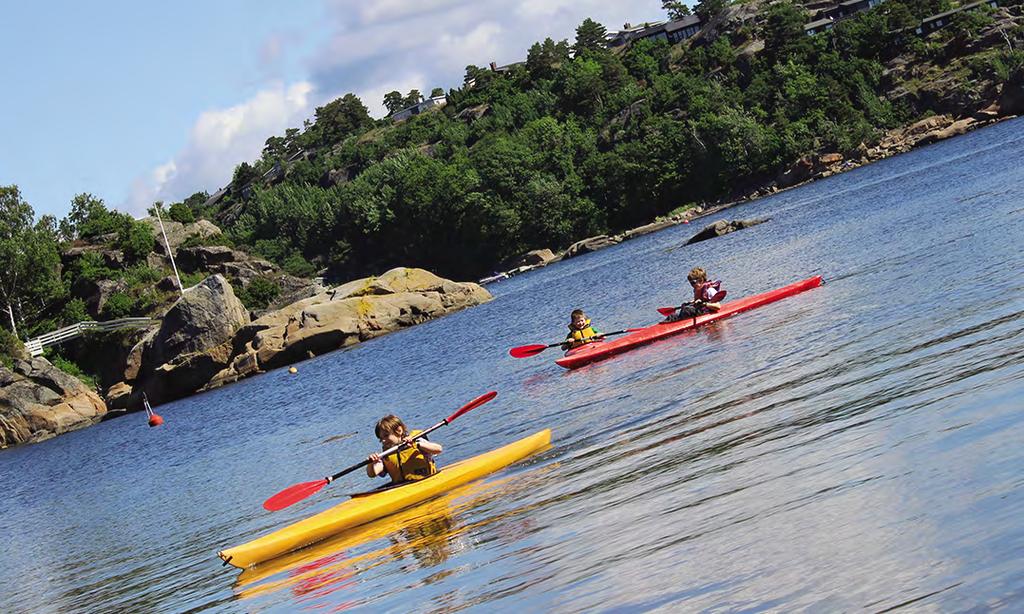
[{"x1": 218, "y1": 429, "x2": 552, "y2": 569}]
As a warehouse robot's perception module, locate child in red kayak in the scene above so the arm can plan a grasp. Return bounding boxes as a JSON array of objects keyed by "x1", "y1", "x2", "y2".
[
  {"x1": 366, "y1": 415, "x2": 443, "y2": 483},
  {"x1": 666, "y1": 267, "x2": 726, "y2": 321},
  {"x1": 562, "y1": 309, "x2": 602, "y2": 351}
]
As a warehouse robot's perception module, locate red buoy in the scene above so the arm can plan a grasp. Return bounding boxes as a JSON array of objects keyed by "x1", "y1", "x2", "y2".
[{"x1": 143, "y1": 393, "x2": 164, "y2": 428}]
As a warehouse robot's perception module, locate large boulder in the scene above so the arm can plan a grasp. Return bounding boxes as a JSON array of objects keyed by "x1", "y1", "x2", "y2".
[
  {"x1": 0, "y1": 358, "x2": 107, "y2": 448},
  {"x1": 686, "y1": 218, "x2": 770, "y2": 245},
  {"x1": 139, "y1": 218, "x2": 222, "y2": 256},
  {"x1": 175, "y1": 245, "x2": 237, "y2": 272},
  {"x1": 134, "y1": 275, "x2": 249, "y2": 404},
  {"x1": 146, "y1": 274, "x2": 249, "y2": 365}
]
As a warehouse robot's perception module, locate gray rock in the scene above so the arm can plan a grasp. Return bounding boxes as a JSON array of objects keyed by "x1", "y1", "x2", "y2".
[
  {"x1": 175, "y1": 245, "x2": 236, "y2": 273},
  {"x1": 133, "y1": 275, "x2": 249, "y2": 405},
  {"x1": 564, "y1": 235, "x2": 620, "y2": 259},
  {"x1": 142, "y1": 274, "x2": 249, "y2": 370},
  {"x1": 319, "y1": 167, "x2": 352, "y2": 188},
  {"x1": 685, "y1": 218, "x2": 770, "y2": 245},
  {"x1": 505, "y1": 249, "x2": 558, "y2": 269}
]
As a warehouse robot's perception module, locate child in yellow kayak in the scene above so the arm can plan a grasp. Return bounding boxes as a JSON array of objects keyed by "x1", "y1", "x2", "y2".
[
  {"x1": 366, "y1": 415, "x2": 443, "y2": 483},
  {"x1": 562, "y1": 309, "x2": 602, "y2": 350},
  {"x1": 667, "y1": 267, "x2": 726, "y2": 321}
]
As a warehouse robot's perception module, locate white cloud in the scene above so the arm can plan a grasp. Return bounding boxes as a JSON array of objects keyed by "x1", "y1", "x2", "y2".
[
  {"x1": 351, "y1": 0, "x2": 471, "y2": 25},
  {"x1": 437, "y1": 22, "x2": 503, "y2": 71},
  {"x1": 125, "y1": 81, "x2": 315, "y2": 215}
]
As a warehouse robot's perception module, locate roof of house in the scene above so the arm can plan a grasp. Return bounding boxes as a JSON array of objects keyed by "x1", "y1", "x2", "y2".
[
  {"x1": 805, "y1": 17, "x2": 836, "y2": 29},
  {"x1": 921, "y1": 0, "x2": 996, "y2": 23},
  {"x1": 664, "y1": 15, "x2": 703, "y2": 32}
]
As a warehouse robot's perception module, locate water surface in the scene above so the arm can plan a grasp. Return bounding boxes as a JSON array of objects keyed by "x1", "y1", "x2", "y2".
[{"x1": 1, "y1": 118, "x2": 1022, "y2": 612}]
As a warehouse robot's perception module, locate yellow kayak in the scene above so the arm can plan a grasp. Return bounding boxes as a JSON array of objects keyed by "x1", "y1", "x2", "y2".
[{"x1": 219, "y1": 429, "x2": 552, "y2": 569}]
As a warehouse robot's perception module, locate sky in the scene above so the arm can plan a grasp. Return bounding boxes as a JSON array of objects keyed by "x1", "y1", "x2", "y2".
[{"x1": 0, "y1": 0, "x2": 668, "y2": 220}]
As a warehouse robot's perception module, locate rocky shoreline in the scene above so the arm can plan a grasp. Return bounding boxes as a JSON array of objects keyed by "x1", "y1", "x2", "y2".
[
  {"x1": 1, "y1": 267, "x2": 490, "y2": 448},
  {"x1": 481, "y1": 110, "x2": 1020, "y2": 284}
]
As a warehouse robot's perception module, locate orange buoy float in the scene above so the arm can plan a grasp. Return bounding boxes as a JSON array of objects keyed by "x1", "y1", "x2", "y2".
[{"x1": 143, "y1": 393, "x2": 164, "y2": 428}]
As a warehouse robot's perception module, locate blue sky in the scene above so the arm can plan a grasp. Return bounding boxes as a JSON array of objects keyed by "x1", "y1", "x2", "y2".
[{"x1": 1, "y1": 0, "x2": 666, "y2": 220}]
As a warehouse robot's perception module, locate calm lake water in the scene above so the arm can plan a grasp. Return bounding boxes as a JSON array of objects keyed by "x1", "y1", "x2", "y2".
[{"x1": 2, "y1": 118, "x2": 1023, "y2": 613}]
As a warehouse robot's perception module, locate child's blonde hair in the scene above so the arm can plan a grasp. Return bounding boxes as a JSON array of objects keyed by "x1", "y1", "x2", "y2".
[
  {"x1": 687, "y1": 267, "x2": 707, "y2": 284},
  {"x1": 375, "y1": 415, "x2": 407, "y2": 439}
]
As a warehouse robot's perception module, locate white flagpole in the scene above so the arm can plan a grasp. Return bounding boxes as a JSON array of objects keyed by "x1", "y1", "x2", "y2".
[{"x1": 154, "y1": 205, "x2": 184, "y2": 297}]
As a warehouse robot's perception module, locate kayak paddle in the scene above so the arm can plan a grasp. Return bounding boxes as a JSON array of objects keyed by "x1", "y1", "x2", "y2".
[
  {"x1": 509, "y1": 329, "x2": 639, "y2": 358},
  {"x1": 262, "y1": 390, "x2": 498, "y2": 511}
]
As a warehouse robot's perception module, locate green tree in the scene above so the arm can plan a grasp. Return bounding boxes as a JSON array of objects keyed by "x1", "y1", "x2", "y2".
[
  {"x1": 117, "y1": 220, "x2": 155, "y2": 263},
  {"x1": 762, "y1": 1, "x2": 813, "y2": 66},
  {"x1": 404, "y1": 89, "x2": 423, "y2": 107},
  {"x1": 695, "y1": 0, "x2": 727, "y2": 21},
  {"x1": 182, "y1": 190, "x2": 210, "y2": 215},
  {"x1": 463, "y1": 65, "x2": 491, "y2": 88},
  {"x1": 574, "y1": 18, "x2": 608, "y2": 56},
  {"x1": 102, "y1": 292, "x2": 133, "y2": 319},
  {"x1": 0, "y1": 186, "x2": 62, "y2": 337},
  {"x1": 663, "y1": 1, "x2": 692, "y2": 18},
  {"x1": 526, "y1": 38, "x2": 572, "y2": 81},
  {"x1": 312, "y1": 93, "x2": 373, "y2": 146},
  {"x1": 234, "y1": 276, "x2": 281, "y2": 310},
  {"x1": 384, "y1": 90, "x2": 405, "y2": 114},
  {"x1": 62, "y1": 193, "x2": 120, "y2": 240},
  {"x1": 232, "y1": 162, "x2": 261, "y2": 189},
  {"x1": 430, "y1": 87, "x2": 445, "y2": 98},
  {"x1": 168, "y1": 201, "x2": 195, "y2": 223}
]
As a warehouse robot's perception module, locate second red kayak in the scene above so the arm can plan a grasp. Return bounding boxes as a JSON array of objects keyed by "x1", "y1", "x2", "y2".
[{"x1": 555, "y1": 275, "x2": 823, "y2": 369}]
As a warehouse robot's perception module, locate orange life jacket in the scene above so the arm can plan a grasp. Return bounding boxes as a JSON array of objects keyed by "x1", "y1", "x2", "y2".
[{"x1": 383, "y1": 429, "x2": 436, "y2": 482}]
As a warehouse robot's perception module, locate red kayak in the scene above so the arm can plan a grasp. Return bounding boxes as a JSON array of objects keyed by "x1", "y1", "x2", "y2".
[{"x1": 555, "y1": 276, "x2": 823, "y2": 369}]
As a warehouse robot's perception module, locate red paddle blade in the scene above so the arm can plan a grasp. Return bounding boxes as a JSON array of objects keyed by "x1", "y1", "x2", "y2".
[
  {"x1": 709, "y1": 290, "x2": 727, "y2": 302},
  {"x1": 509, "y1": 344, "x2": 547, "y2": 358},
  {"x1": 263, "y1": 479, "x2": 329, "y2": 511},
  {"x1": 657, "y1": 307, "x2": 677, "y2": 316},
  {"x1": 446, "y1": 390, "x2": 497, "y2": 423}
]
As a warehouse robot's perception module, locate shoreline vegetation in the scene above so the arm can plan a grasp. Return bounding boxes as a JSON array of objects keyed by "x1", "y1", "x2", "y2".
[{"x1": 2, "y1": 0, "x2": 1023, "y2": 447}]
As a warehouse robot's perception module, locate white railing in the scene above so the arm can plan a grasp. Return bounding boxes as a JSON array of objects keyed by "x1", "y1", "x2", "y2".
[{"x1": 25, "y1": 317, "x2": 159, "y2": 357}]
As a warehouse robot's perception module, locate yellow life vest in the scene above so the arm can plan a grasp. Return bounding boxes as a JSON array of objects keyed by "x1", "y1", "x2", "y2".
[
  {"x1": 383, "y1": 429, "x2": 436, "y2": 483},
  {"x1": 566, "y1": 319, "x2": 599, "y2": 348}
]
